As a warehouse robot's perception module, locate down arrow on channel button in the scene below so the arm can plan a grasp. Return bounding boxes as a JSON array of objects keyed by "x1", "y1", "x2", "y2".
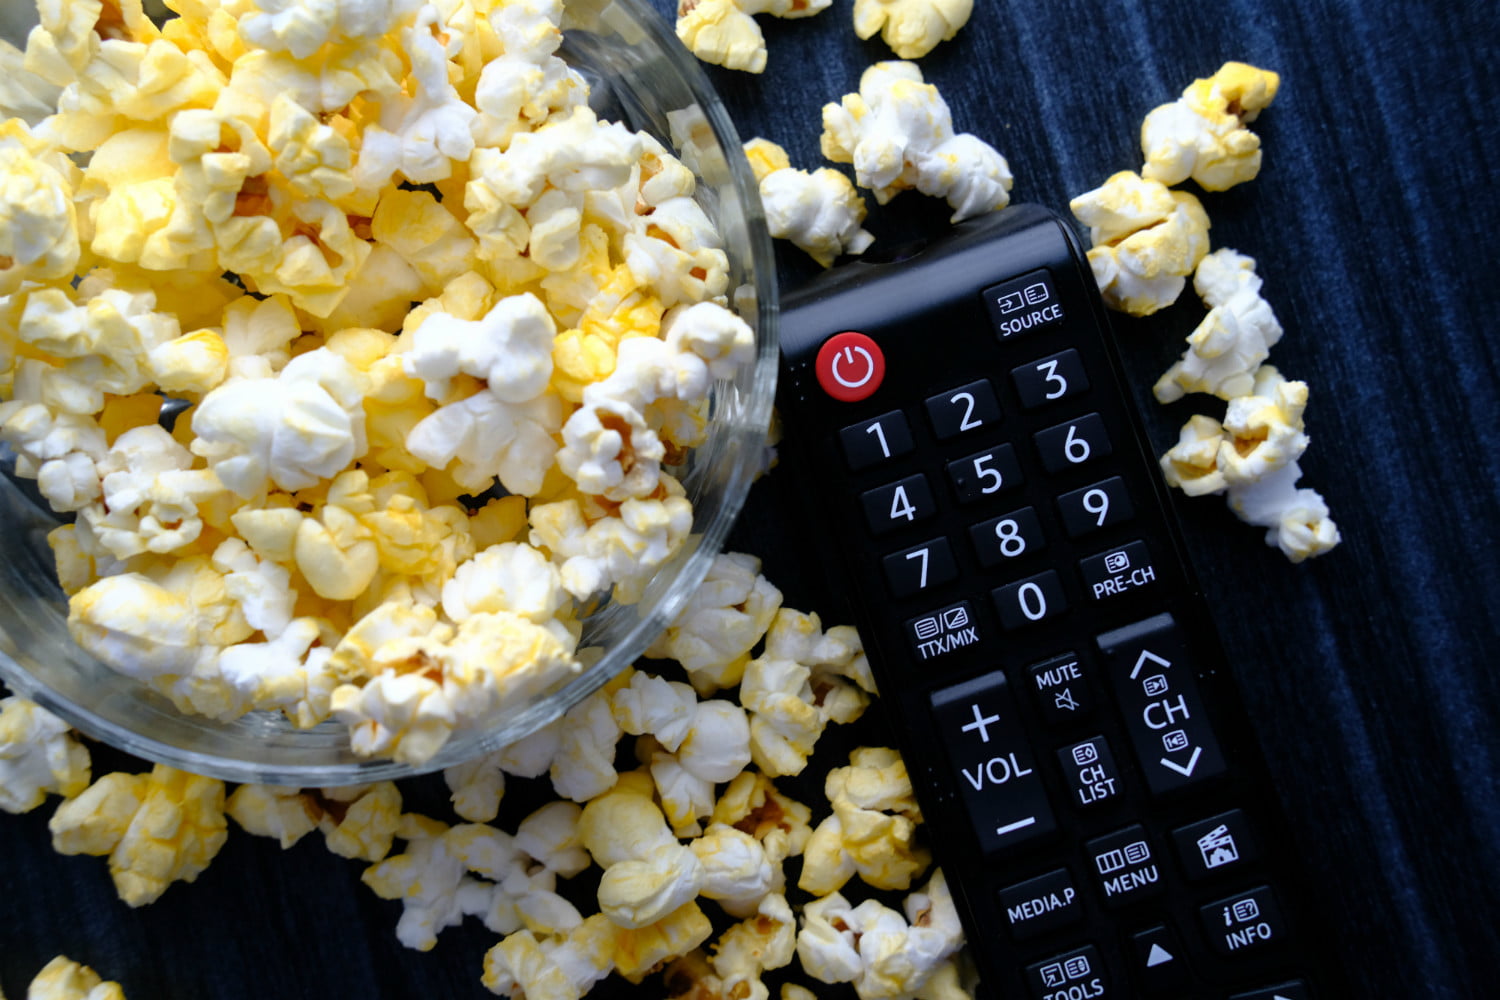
[{"x1": 1096, "y1": 613, "x2": 1227, "y2": 797}]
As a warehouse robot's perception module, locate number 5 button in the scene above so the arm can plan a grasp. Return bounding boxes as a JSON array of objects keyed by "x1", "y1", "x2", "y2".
[
  {"x1": 1012, "y1": 349, "x2": 1089, "y2": 410},
  {"x1": 948, "y1": 443, "x2": 1023, "y2": 504}
]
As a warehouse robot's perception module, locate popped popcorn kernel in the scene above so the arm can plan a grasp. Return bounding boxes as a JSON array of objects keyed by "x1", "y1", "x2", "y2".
[
  {"x1": 852, "y1": 0, "x2": 974, "y2": 60},
  {"x1": 709, "y1": 891, "x2": 796, "y2": 1000},
  {"x1": 821, "y1": 61, "x2": 1012, "y2": 223},
  {"x1": 675, "y1": 0, "x2": 832, "y2": 75},
  {"x1": 481, "y1": 915, "x2": 616, "y2": 1000},
  {"x1": 49, "y1": 762, "x2": 228, "y2": 907},
  {"x1": 0, "y1": 120, "x2": 81, "y2": 294},
  {"x1": 1142, "y1": 61, "x2": 1281, "y2": 191},
  {"x1": 1154, "y1": 249, "x2": 1283, "y2": 402},
  {"x1": 0, "y1": 696, "x2": 91, "y2": 814},
  {"x1": 742, "y1": 137, "x2": 874, "y2": 268},
  {"x1": 800, "y1": 747, "x2": 929, "y2": 896},
  {"x1": 1070, "y1": 170, "x2": 1210, "y2": 315},
  {"x1": 646, "y1": 552, "x2": 782, "y2": 694},
  {"x1": 22, "y1": 955, "x2": 126, "y2": 1000}
]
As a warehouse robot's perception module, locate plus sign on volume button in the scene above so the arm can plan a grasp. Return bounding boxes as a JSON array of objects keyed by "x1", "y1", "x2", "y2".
[
  {"x1": 816, "y1": 332, "x2": 886, "y2": 402},
  {"x1": 931, "y1": 669, "x2": 1057, "y2": 856}
]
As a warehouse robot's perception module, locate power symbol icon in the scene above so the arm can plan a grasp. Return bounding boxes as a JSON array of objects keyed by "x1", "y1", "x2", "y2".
[{"x1": 816, "y1": 332, "x2": 885, "y2": 402}]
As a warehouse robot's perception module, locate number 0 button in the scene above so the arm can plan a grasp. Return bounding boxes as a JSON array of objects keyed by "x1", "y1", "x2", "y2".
[
  {"x1": 883, "y1": 538, "x2": 958, "y2": 598},
  {"x1": 993, "y1": 570, "x2": 1068, "y2": 629},
  {"x1": 925, "y1": 380, "x2": 1001, "y2": 440},
  {"x1": 1012, "y1": 349, "x2": 1089, "y2": 410}
]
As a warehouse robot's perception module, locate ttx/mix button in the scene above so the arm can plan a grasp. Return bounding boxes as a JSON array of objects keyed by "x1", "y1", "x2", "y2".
[{"x1": 930, "y1": 670, "x2": 1056, "y2": 856}]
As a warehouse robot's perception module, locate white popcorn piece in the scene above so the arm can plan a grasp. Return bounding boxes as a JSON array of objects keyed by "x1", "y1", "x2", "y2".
[
  {"x1": 711, "y1": 770, "x2": 813, "y2": 866},
  {"x1": 444, "y1": 755, "x2": 510, "y2": 824},
  {"x1": 470, "y1": 0, "x2": 587, "y2": 151},
  {"x1": 744, "y1": 137, "x2": 874, "y2": 268},
  {"x1": 225, "y1": 781, "x2": 403, "y2": 860},
  {"x1": 597, "y1": 841, "x2": 706, "y2": 928},
  {"x1": 549, "y1": 688, "x2": 622, "y2": 803},
  {"x1": 79, "y1": 425, "x2": 226, "y2": 559},
  {"x1": 821, "y1": 61, "x2": 1012, "y2": 223},
  {"x1": 1227, "y1": 460, "x2": 1341, "y2": 563},
  {"x1": 22, "y1": 955, "x2": 127, "y2": 1000},
  {"x1": 49, "y1": 763, "x2": 228, "y2": 907},
  {"x1": 362, "y1": 815, "x2": 496, "y2": 951},
  {"x1": 646, "y1": 552, "x2": 783, "y2": 693},
  {"x1": 711, "y1": 892, "x2": 797, "y2": 1000},
  {"x1": 1070, "y1": 170, "x2": 1211, "y2": 316},
  {"x1": 1155, "y1": 249, "x2": 1283, "y2": 402},
  {"x1": 1142, "y1": 62, "x2": 1281, "y2": 191},
  {"x1": 689, "y1": 822, "x2": 781, "y2": 918},
  {"x1": 853, "y1": 0, "x2": 974, "y2": 59},
  {"x1": 528, "y1": 488, "x2": 696, "y2": 603},
  {"x1": 1158, "y1": 413, "x2": 1231, "y2": 497},
  {"x1": 577, "y1": 770, "x2": 678, "y2": 869},
  {"x1": 481, "y1": 915, "x2": 617, "y2": 1000},
  {"x1": 240, "y1": 0, "x2": 425, "y2": 60},
  {"x1": 611, "y1": 669, "x2": 700, "y2": 753},
  {"x1": 0, "y1": 120, "x2": 80, "y2": 294},
  {"x1": 190, "y1": 347, "x2": 368, "y2": 498},
  {"x1": 67, "y1": 572, "x2": 212, "y2": 681},
  {"x1": 800, "y1": 747, "x2": 930, "y2": 896},
  {"x1": 0, "y1": 696, "x2": 91, "y2": 814}
]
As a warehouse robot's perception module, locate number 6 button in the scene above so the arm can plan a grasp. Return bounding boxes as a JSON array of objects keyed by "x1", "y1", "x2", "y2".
[{"x1": 1034, "y1": 413, "x2": 1112, "y2": 474}]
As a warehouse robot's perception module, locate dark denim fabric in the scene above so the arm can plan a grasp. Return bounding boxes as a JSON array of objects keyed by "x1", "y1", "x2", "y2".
[{"x1": 4, "y1": 2, "x2": 1498, "y2": 998}]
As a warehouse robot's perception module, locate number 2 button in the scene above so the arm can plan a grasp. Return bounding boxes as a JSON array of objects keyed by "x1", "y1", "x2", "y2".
[
  {"x1": 1012, "y1": 349, "x2": 1089, "y2": 410},
  {"x1": 883, "y1": 538, "x2": 958, "y2": 598},
  {"x1": 926, "y1": 380, "x2": 1001, "y2": 440}
]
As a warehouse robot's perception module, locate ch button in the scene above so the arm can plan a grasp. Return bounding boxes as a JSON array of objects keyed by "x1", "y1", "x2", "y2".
[{"x1": 816, "y1": 331, "x2": 886, "y2": 402}]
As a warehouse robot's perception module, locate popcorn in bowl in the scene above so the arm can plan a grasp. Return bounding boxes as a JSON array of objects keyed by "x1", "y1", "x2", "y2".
[{"x1": 0, "y1": 0, "x2": 775, "y2": 778}]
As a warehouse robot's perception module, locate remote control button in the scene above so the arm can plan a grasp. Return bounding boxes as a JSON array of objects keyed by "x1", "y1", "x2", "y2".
[
  {"x1": 984, "y1": 268, "x2": 1064, "y2": 341},
  {"x1": 1025, "y1": 944, "x2": 1111, "y2": 1000},
  {"x1": 1127, "y1": 924, "x2": 1191, "y2": 994},
  {"x1": 993, "y1": 570, "x2": 1068, "y2": 630},
  {"x1": 925, "y1": 379, "x2": 1001, "y2": 440},
  {"x1": 1027, "y1": 652, "x2": 1094, "y2": 725},
  {"x1": 1079, "y1": 540, "x2": 1158, "y2": 602},
  {"x1": 861, "y1": 474, "x2": 937, "y2": 536},
  {"x1": 947, "y1": 443, "x2": 1023, "y2": 504},
  {"x1": 1199, "y1": 886, "x2": 1287, "y2": 957},
  {"x1": 882, "y1": 537, "x2": 957, "y2": 598},
  {"x1": 1034, "y1": 412, "x2": 1113, "y2": 474},
  {"x1": 930, "y1": 670, "x2": 1057, "y2": 856},
  {"x1": 970, "y1": 506, "x2": 1046, "y2": 567},
  {"x1": 840, "y1": 411, "x2": 914, "y2": 471},
  {"x1": 1057, "y1": 476, "x2": 1134, "y2": 538},
  {"x1": 1011, "y1": 348, "x2": 1089, "y2": 410},
  {"x1": 1085, "y1": 825, "x2": 1165, "y2": 908},
  {"x1": 1096, "y1": 614, "x2": 1228, "y2": 797},
  {"x1": 998, "y1": 868, "x2": 1082, "y2": 940},
  {"x1": 1057, "y1": 736, "x2": 1123, "y2": 809},
  {"x1": 905, "y1": 601, "x2": 981, "y2": 663},
  {"x1": 1172, "y1": 809, "x2": 1258, "y2": 881},
  {"x1": 816, "y1": 331, "x2": 885, "y2": 402},
  {"x1": 1230, "y1": 981, "x2": 1310, "y2": 1000}
]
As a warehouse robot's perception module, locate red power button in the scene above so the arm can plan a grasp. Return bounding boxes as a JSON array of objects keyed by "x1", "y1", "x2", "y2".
[{"x1": 815, "y1": 332, "x2": 885, "y2": 402}]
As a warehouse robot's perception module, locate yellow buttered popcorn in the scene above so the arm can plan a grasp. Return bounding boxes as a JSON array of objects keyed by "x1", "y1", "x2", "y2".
[
  {"x1": 48, "y1": 762, "x2": 227, "y2": 907},
  {"x1": 675, "y1": 0, "x2": 831, "y2": 75},
  {"x1": 1143, "y1": 61, "x2": 1281, "y2": 191},
  {"x1": 21, "y1": 956, "x2": 126, "y2": 1000},
  {"x1": 742, "y1": 137, "x2": 874, "y2": 268},
  {"x1": 852, "y1": 0, "x2": 974, "y2": 60},
  {"x1": 1070, "y1": 170, "x2": 1210, "y2": 316},
  {"x1": 0, "y1": 696, "x2": 91, "y2": 814}
]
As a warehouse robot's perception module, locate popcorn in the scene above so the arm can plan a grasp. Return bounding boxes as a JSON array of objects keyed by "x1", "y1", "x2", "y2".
[
  {"x1": 1154, "y1": 249, "x2": 1283, "y2": 402},
  {"x1": 361, "y1": 814, "x2": 496, "y2": 951},
  {"x1": 675, "y1": 0, "x2": 832, "y2": 75},
  {"x1": 481, "y1": 915, "x2": 616, "y2": 1000},
  {"x1": 1142, "y1": 62, "x2": 1281, "y2": 191},
  {"x1": 0, "y1": 696, "x2": 91, "y2": 814},
  {"x1": 800, "y1": 747, "x2": 930, "y2": 896},
  {"x1": 711, "y1": 770, "x2": 813, "y2": 866},
  {"x1": 240, "y1": 0, "x2": 423, "y2": 60},
  {"x1": 549, "y1": 688, "x2": 622, "y2": 803},
  {"x1": 743, "y1": 137, "x2": 874, "y2": 268},
  {"x1": 470, "y1": 0, "x2": 587, "y2": 150},
  {"x1": 1069, "y1": 170, "x2": 1211, "y2": 315},
  {"x1": 710, "y1": 892, "x2": 796, "y2": 1000},
  {"x1": 821, "y1": 61, "x2": 1012, "y2": 223},
  {"x1": 852, "y1": 0, "x2": 974, "y2": 60},
  {"x1": 1160, "y1": 367, "x2": 1340, "y2": 561},
  {"x1": 226, "y1": 781, "x2": 403, "y2": 860},
  {"x1": 528, "y1": 486, "x2": 695, "y2": 604},
  {"x1": 21, "y1": 955, "x2": 126, "y2": 1000},
  {"x1": 689, "y1": 822, "x2": 781, "y2": 918},
  {"x1": 0, "y1": 120, "x2": 81, "y2": 294},
  {"x1": 610, "y1": 900, "x2": 715, "y2": 984},
  {"x1": 645, "y1": 552, "x2": 782, "y2": 694},
  {"x1": 49, "y1": 763, "x2": 228, "y2": 907},
  {"x1": 597, "y1": 841, "x2": 705, "y2": 928}
]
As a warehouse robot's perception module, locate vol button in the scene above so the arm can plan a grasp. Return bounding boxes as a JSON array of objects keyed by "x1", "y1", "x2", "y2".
[{"x1": 816, "y1": 332, "x2": 885, "y2": 401}]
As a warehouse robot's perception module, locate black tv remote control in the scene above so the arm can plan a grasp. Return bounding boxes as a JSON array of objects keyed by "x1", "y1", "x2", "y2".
[{"x1": 775, "y1": 205, "x2": 1340, "y2": 999}]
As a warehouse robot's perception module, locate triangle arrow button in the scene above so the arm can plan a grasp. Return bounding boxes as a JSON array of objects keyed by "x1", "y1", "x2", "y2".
[{"x1": 1146, "y1": 943, "x2": 1174, "y2": 967}]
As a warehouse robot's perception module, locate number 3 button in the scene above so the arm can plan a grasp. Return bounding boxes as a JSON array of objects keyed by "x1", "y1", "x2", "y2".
[{"x1": 1012, "y1": 349, "x2": 1089, "y2": 410}]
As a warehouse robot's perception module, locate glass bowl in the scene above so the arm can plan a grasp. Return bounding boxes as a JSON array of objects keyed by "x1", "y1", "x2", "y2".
[{"x1": 0, "y1": 0, "x2": 777, "y2": 785}]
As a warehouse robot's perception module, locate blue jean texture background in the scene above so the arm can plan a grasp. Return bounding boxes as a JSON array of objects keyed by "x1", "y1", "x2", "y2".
[{"x1": 3, "y1": 1, "x2": 1498, "y2": 997}]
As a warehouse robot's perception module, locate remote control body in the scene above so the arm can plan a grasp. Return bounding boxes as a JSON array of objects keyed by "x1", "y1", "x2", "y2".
[{"x1": 775, "y1": 205, "x2": 1337, "y2": 999}]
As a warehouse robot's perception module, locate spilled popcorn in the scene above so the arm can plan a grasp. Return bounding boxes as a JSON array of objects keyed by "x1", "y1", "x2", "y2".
[
  {"x1": 743, "y1": 137, "x2": 874, "y2": 268},
  {"x1": 675, "y1": 0, "x2": 832, "y2": 75},
  {"x1": 16, "y1": 956, "x2": 126, "y2": 1000},
  {"x1": 0, "y1": 0, "x2": 763, "y2": 765},
  {"x1": 1071, "y1": 62, "x2": 1338, "y2": 560},
  {"x1": 822, "y1": 61, "x2": 1013, "y2": 224},
  {"x1": 853, "y1": 0, "x2": 974, "y2": 60}
]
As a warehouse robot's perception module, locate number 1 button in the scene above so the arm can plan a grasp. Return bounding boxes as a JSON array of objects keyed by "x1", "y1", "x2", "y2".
[{"x1": 840, "y1": 411, "x2": 914, "y2": 471}]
